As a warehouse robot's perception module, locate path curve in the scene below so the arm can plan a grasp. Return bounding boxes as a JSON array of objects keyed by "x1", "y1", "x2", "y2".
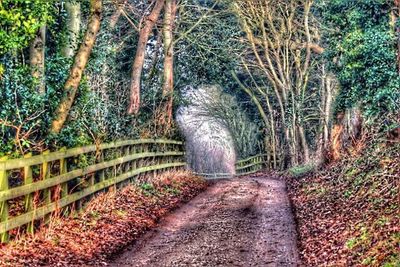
[{"x1": 109, "y1": 173, "x2": 299, "y2": 267}]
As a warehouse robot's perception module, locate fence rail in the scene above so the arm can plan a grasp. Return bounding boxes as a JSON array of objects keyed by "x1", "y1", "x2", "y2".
[
  {"x1": 235, "y1": 153, "x2": 268, "y2": 175},
  {"x1": 0, "y1": 139, "x2": 185, "y2": 243},
  {"x1": 195, "y1": 153, "x2": 269, "y2": 180}
]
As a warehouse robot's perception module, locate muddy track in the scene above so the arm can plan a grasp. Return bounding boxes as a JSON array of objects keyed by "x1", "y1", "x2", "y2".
[{"x1": 109, "y1": 174, "x2": 299, "y2": 267}]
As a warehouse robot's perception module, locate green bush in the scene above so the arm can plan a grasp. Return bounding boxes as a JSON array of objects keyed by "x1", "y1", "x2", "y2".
[
  {"x1": 322, "y1": 0, "x2": 400, "y2": 117},
  {"x1": 0, "y1": 0, "x2": 53, "y2": 54}
]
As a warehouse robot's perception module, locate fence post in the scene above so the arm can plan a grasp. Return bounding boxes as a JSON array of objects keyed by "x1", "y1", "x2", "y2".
[
  {"x1": 59, "y1": 149, "x2": 73, "y2": 214},
  {"x1": 130, "y1": 145, "x2": 137, "y2": 183},
  {"x1": 42, "y1": 151, "x2": 51, "y2": 204},
  {"x1": 124, "y1": 146, "x2": 130, "y2": 174},
  {"x1": 99, "y1": 151, "x2": 105, "y2": 183},
  {"x1": 139, "y1": 144, "x2": 145, "y2": 180},
  {"x1": 142, "y1": 144, "x2": 149, "y2": 181},
  {"x1": 23, "y1": 153, "x2": 34, "y2": 234},
  {"x1": 59, "y1": 155, "x2": 68, "y2": 198},
  {"x1": 0, "y1": 156, "x2": 9, "y2": 243},
  {"x1": 152, "y1": 144, "x2": 158, "y2": 179},
  {"x1": 41, "y1": 150, "x2": 52, "y2": 223}
]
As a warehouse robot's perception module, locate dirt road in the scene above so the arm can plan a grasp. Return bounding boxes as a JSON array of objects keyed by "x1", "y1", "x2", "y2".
[{"x1": 109, "y1": 173, "x2": 299, "y2": 267}]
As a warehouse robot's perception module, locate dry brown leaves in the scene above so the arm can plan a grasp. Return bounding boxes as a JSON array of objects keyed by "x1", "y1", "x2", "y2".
[
  {"x1": 286, "y1": 138, "x2": 400, "y2": 266},
  {"x1": 0, "y1": 171, "x2": 207, "y2": 267}
]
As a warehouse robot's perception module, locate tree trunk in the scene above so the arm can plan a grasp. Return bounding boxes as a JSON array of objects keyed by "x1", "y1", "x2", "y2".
[
  {"x1": 50, "y1": 0, "x2": 102, "y2": 134},
  {"x1": 29, "y1": 26, "x2": 46, "y2": 94},
  {"x1": 128, "y1": 0, "x2": 165, "y2": 115},
  {"x1": 157, "y1": 0, "x2": 177, "y2": 130},
  {"x1": 231, "y1": 71, "x2": 277, "y2": 167},
  {"x1": 298, "y1": 124, "x2": 310, "y2": 163},
  {"x1": 109, "y1": 0, "x2": 127, "y2": 29},
  {"x1": 395, "y1": 0, "x2": 400, "y2": 74},
  {"x1": 62, "y1": 1, "x2": 81, "y2": 58},
  {"x1": 315, "y1": 65, "x2": 335, "y2": 165},
  {"x1": 331, "y1": 112, "x2": 344, "y2": 161}
]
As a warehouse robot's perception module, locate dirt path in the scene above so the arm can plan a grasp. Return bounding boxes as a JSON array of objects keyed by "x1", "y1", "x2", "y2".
[{"x1": 109, "y1": 173, "x2": 299, "y2": 267}]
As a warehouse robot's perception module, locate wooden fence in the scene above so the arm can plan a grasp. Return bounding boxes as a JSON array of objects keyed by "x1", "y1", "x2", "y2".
[
  {"x1": 196, "y1": 153, "x2": 268, "y2": 180},
  {"x1": 235, "y1": 154, "x2": 267, "y2": 176},
  {"x1": 0, "y1": 139, "x2": 185, "y2": 243}
]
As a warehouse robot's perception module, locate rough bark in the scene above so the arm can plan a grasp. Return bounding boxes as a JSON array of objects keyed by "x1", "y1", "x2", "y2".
[
  {"x1": 316, "y1": 65, "x2": 335, "y2": 165},
  {"x1": 298, "y1": 125, "x2": 310, "y2": 163},
  {"x1": 160, "y1": 0, "x2": 177, "y2": 127},
  {"x1": 128, "y1": 0, "x2": 165, "y2": 115},
  {"x1": 330, "y1": 107, "x2": 362, "y2": 161},
  {"x1": 62, "y1": 1, "x2": 81, "y2": 58},
  {"x1": 50, "y1": 0, "x2": 102, "y2": 134},
  {"x1": 29, "y1": 26, "x2": 46, "y2": 94},
  {"x1": 395, "y1": 0, "x2": 400, "y2": 73}
]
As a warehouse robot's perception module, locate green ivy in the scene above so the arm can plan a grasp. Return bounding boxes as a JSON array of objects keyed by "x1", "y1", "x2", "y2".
[
  {"x1": 0, "y1": 0, "x2": 54, "y2": 54},
  {"x1": 322, "y1": 0, "x2": 400, "y2": 117}
]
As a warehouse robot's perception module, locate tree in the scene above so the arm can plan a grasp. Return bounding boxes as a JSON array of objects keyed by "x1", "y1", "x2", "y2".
[
  {"x1": 231, "y1": 0, "x2": 331, "y2": 167},
  {"x1": 127, "y1": 0, "x2": 165, "y2": 115},
  {"x1": 29, "y1": 26, "x2": 46, "y2": 94},
  {"x1": 323, "y1": 0, "x2": 400, "y2": 116},
  {"x1": 50, "y1": 0, "x2": 102, "y2": 134},
  {"x1": 155, "y1": 0, "x2": 177, "y2": 132},
  {"x1": 62, "y1": 1, "x2": 81, "y2": 58}
]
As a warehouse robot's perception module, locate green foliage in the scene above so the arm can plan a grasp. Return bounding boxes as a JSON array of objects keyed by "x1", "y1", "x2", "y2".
[
  {"x1": 0, "y1": 0, "x2": 139, "y2": 156},
  {"x1": 0, "y1": 53, "x2": 98, "y2": 156},
  {"x1": 322, "y1": 0, "x2": 400, "y2": 116},
  {"x1": 0, "y1": 57, "x2": 45, "y2": 157},
  {"x1": 288, "y1": 164, "x2": 315, "y2": 178},
  {"x1": 84, "y1": 17, "x2": 138, "y2": 141},
  {"x1": 0, "y1": 0, "x2": 54, "y2": 54}
]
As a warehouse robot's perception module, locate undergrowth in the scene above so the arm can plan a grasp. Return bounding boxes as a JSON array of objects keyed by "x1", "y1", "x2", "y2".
[{"x1": 287, "y1": 131, "x2": 399, "y2": 266}]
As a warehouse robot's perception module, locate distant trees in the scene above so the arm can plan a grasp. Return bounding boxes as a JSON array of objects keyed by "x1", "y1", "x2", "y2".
[{"x1": 231, "y1": 0, "x2": 333, "y2": 167}]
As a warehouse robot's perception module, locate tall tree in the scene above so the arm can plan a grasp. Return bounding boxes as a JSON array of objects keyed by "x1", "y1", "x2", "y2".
[
  {"x1": 62, "y1": 1, "x2": 81, "y2": 58},
  {"x1": 50, "y1": 0, "x2": 102, "y2": 134},
  {"x1": 29, "y1": 26, "x2": 46, "y2": 94},
  {"x1": 158, "y1": 0, "x2": 177, "y2": 128},
  {"x1": 128, "y1": 0, "x2": 165, "y2": 115}
]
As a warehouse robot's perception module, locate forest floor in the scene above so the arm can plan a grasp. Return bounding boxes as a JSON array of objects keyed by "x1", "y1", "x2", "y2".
[
  {"x1": 109, "y1": 173, "x2": 299, "y2": 267},
  {"x1": 286, "y1": 136, "x2": 399, "y2": 266}
]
